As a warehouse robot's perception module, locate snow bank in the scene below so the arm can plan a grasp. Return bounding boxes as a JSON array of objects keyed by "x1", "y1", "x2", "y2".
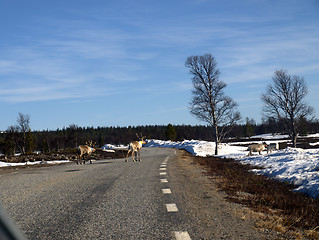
[
  {"x1": 0, "y1": 160, "x2": 70, "y2": 167},
  {"x1": 101, "y1": 144, "x2": 128, "y2": 151},
  {"x1": 250, "y1": 133, "x2": 289, "y2": 139},
  {"x1": 2, "y1": 134, "x2": 319, "y2": 198},
  {"x1": 145, "y1": 139, "x2": 247, "y2": 157},
  {"x1": 145, "y1": 138, "x2": 319, "y2": 198},
  {"x1": 145, "y1": 139, "x2": 215, "y2": 156},
  {"x1": 238, "y1": 147, "x2": 319, "y2": 198}
]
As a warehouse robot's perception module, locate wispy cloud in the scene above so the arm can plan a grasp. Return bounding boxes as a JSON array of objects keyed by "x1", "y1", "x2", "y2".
[
  {"x1": 0, "y1": 1, "x2": 318, "y2": 108},
  {"x1": 0, "y1": 23, "x2": 145, "y2": 102},
  {"x1": 0, "y1": 43, "x2": 117, "y2": 102},
  {"x1": 215, "y1": 24, "x2": 319, "y2": 84}
]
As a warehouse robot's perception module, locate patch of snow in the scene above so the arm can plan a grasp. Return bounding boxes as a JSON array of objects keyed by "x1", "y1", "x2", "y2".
[
  {"x1": 145, "y1": 136, "x2": 319, "y2": 198},
  {"x1": 250, "y1": 133, "x2": 289, "y2": 139},
  {"x1": 305, "y1": 133, "x2": 319, "y2": 138},
  {"x1": 1, "y1": 133, "x2": 319, "y2": 198},
  {"x1": 0, "y1": 160, "x2": 70, "y2": 168},
  {"x1": 101, "y1": 144, "x2": 128, "y2": 151}
]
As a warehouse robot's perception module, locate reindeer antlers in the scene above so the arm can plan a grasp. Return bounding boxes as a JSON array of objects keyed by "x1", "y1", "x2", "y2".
[
  {"x1": 136, "y1": 133, "x2": 146, "y2": 140},
  {"x1": 85, "y1": 140, "x2": 96, "y2": 147}
]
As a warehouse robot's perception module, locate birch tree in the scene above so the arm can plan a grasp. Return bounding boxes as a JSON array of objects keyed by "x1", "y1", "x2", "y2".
[
  {"x1": 17, "y1": 112, "x2": 31, "y2": 154},
  {"x1": 261, "y1": 69, "x2": 314, "y2": 147},
  {"x1": 186, "y1": 53, "x2": 240, "y2": 155}
]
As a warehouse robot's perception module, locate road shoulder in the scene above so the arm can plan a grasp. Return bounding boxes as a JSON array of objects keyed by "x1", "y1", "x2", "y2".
[{"x1": 169, "y1": 150, "x2": 280, "y2": 239}]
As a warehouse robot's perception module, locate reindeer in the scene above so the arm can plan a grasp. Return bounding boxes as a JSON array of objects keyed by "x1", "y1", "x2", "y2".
[
  {"x1": 76, "y1": 140, "x2": 96, "y2": 164},
  {"x1": 125, "y1": 133, "x2": 146, "y2": 162},
  {"x1": 267, "y1": 142, "x2": 279, "y2": 153},
  {"x1": 247, "y1": 142, "x2": 268, "y2": 156}
]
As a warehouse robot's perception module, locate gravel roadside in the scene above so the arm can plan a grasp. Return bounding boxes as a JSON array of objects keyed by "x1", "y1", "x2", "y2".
[{"x1": 168, "y1": 150, "x2": 281, "y2": 239}]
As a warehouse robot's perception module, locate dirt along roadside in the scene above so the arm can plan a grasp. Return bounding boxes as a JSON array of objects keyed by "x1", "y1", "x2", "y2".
[{"x1": 169, "y1": 150, "x2": 283, "y2": 240}]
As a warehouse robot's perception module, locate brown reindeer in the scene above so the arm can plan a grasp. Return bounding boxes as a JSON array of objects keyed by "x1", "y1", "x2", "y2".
[
  {"x1": 125, "y1": 133, "x2": 146, "y2": 162},
  {"x1": 76, "y1": 140, "x2": 96, "y2": 164}
]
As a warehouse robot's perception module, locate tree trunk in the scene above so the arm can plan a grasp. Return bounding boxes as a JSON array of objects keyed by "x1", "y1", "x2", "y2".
[
  {"x1": 292, "y1": 129, "x2": 298, "y2": 148},
  {"x1": 214, "y1": 124, "x2": 219, "y2": 155},
  {"x1": 22, "y1": 132, "x2": 26, "y2": 154},
  {"x1": 293, "y1": 134, "x2": 297, "y2": 148},
  {"x1": 291, "y1": 118, "x2": 297, "y2": 148}
]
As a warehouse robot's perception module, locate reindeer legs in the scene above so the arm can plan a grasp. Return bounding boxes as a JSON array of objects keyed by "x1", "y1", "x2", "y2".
[
  {"x1": 126, "y1": 134, "x2": 146, "y2": 162},
  {"x1": 126, "y1": 149, "x2": 132, "y2": 162},
  {"x1": 137, "y1": 150, "x2": 141, "y2": 161}
]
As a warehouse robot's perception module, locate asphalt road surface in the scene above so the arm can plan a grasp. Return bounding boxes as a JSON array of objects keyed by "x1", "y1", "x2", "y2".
[{"x1": 0, "y1": 148, "x2": 272, "y2": 240}]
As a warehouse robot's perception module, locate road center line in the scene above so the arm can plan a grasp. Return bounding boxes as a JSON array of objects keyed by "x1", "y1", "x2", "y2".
[
  {"x1": 166, "y1": 203, "x2": 178, "y2": 212},
  {"x1": 161, "y1": 154, "x2": 191, "y2": 239},
  {"x1": 162, "y1": 188, "x2": 172, "y2": 194},
  {"x1": 174, "y1": 231, "x2": 192, "y2": 240}
]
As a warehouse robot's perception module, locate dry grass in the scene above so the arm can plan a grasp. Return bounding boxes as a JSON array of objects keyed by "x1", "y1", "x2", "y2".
[{"x1": 187, "y1": 152, "x2": 319, "y2": 239}]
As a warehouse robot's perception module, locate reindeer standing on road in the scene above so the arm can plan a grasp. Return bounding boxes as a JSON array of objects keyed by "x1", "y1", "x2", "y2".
[
  {"x1": 126, "y1": 133, "x2": 146, "y2": 162},
  {"x1": 77, "y1": 140, "x2": 96, "y2": 164}
]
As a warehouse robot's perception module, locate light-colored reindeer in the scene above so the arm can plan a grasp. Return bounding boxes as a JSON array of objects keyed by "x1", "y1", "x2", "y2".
[
  {"x1": 267, "y1": 142, "x2": 279, "y2": 153},
  {"x1": 125, "y1": 133, "x2": 146, "y2": 162},
  {"x1": 247, "y1": 142, "x2": 267, "y2": 156},
  {"x1": 76, "y1": 140, "x2": 96, "y2": 164}
]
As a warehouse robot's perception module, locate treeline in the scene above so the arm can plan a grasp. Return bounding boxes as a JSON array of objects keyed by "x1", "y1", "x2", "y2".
[{"x1": 1, "y1": 118, "x2": 319, "y2": 156}]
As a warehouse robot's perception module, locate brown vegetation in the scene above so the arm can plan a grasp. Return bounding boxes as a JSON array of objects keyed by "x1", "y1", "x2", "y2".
[
  {"x1": 0, "y1": 148, "x2": 125, "y2": 164},
  {"x1": 189, "y1": 152, "x2": 319, "y2": 239}
]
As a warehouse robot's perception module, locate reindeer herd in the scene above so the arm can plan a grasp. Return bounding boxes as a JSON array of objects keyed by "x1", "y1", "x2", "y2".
[
  {"x1": 247, "y1": 142, "x2": 279, "y2": 156},
  {"x1": 75, "y1": 133, "x2": 279, "y2": 165},
  {"x1": 76, "y1": 133, "x2": 146, "y2": 165}
]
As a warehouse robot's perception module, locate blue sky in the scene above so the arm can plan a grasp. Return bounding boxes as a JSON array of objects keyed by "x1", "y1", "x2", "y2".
[{"x1": 0, "y1": 0, "x2": 318, "y2": 131}]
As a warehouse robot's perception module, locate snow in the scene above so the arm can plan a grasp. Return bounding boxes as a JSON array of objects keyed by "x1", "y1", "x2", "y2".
[
  {"x1": 0, "y1": 160, "x2": 69, "y2": 167},
  {"x1": 248, "y1": 133, "x2": 289, "y2": 139},
  {"x1": 145, "y1": 137, "x2": 319, "y2": 198},
  {"x1": 1, "y1": 133, "x2": 319, "y2": 198},
  {"x1": 101, "y1": 144, "x2": 128, "y2": 151},
  {"x1": 306, "y1": 133, "x2": 319, "y2": 138},
  {"x1": 238, "y1": 148, "x2": 319, "y2": 198}
]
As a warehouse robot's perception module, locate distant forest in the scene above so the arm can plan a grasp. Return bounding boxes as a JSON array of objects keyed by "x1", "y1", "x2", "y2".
[{"x1": 1, "y1": 117, "x2": 319, "y2": 155}]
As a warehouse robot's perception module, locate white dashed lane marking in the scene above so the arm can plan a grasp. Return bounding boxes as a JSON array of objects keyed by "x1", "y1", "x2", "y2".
[
  {"x1": 162, "y1": 188, "x2": 172, "y2": 194},
  {"x1": 174, "y1": 231, "x2": 192, "y2": 240},
  {"x1": 166, "y1": 203, "x2": 178, "y2": 212},
  {"x1": 161, "y1": 154, "x2": 192, "y2": 239}
]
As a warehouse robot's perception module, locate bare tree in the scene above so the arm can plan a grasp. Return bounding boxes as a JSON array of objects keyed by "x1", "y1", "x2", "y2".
[
  {"x1": 16, "y1": 112, "x2": 31, "y2": 154},
  {"x1": 261, "y1": 69, "x2": 314, "y2": 147},
  {"x1": 186, "y1": 53, "x2": 241, "y2": 155}
]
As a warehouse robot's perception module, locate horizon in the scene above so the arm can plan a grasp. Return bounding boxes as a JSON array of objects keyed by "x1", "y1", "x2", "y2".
[{"x1": 1, "y1": 0, "x2": 318, "y2": 131}]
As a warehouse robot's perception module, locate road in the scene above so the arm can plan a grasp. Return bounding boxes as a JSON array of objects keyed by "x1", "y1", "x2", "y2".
[{"x1": 0, "y1": 148, "x2": 271, "y2": 239}]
